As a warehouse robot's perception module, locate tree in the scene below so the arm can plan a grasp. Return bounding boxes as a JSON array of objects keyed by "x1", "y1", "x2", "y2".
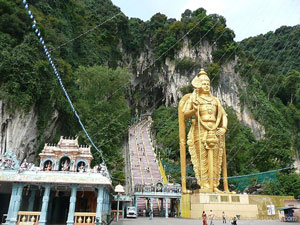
[
  {"x1": 72, "y1": 65, "x2": 132, "y2": 182},
  {"x1": 263, "y1": 172, "x2": 300, "y2": 198},
  {"x1": 283, "y1": 70, "x2": 300, "y2": 104}
]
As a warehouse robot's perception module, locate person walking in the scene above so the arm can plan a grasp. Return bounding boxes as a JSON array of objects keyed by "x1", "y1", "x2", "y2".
[
  {"x1": 149, "y1": 208, "x2": 153, "y2": 220},
  {"x1": 209, "y1": 210, "x2": 215, "y2": 225},
  {"x1": 202, "y1": 211, "x2": 208, "y2": 225},
  {"x1": 222, "y1": 211, "x2": 226, "y2": 223},
  {"x1": 231, "y1": 216, "x2": 237, "y2": 225}
]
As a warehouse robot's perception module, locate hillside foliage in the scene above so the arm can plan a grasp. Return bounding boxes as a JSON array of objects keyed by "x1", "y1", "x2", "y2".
[
  {"x1": 0, "y1": 0, "x2": 299, "y2": 192},
  {"x1": 152, "y1": 26, "x2": 300, "y2": 196}
]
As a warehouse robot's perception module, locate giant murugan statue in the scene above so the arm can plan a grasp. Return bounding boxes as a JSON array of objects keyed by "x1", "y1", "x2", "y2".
[{"x1": 178, "y1": 69, "x2": 230, "y2": 193}]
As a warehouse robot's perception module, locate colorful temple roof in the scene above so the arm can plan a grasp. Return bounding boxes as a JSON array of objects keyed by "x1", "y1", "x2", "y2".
[{"x1": 0, "y1": 136, "x2": 112, "y2": 190}]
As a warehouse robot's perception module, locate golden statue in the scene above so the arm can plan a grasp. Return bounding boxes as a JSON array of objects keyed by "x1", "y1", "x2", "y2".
[{"x1": 178, "y1": 69, "x2": 230, "y2": 193}]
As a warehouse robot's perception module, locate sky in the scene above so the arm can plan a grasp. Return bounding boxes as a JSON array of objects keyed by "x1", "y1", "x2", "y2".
[{"x1": 111, "y1": 0, "x2": 300, "y2": 41}]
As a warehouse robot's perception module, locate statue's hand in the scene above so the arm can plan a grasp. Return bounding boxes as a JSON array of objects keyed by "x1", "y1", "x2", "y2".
[
  {"x1": 216, "y1": 127, "x2": 226, "y2": 136},
  {"x1": 192, "y1": 103, "x2": 198, "y2": 112}
]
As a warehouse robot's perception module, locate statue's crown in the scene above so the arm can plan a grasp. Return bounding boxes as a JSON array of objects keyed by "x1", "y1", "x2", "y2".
[
  {"x1": 192, "y1": 68, "x2": 209, "y2": 88},
  {"x1": 198, "y1": 68, "x2": 207, "y2": 77}
]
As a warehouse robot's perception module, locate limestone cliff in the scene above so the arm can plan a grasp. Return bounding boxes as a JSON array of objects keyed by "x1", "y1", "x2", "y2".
[
  {"x1": 0, "y1": 38, "x2": 265, "y2": 163},
  {"x1": 215, "y1": 61, "x2": 265, "y2": 139},
  {"x1": 0, "y1": 100, "x2": 59, "y2": 163},
  {"x1": 126, "y1": 39, "x2": 265, "y2": 139}
]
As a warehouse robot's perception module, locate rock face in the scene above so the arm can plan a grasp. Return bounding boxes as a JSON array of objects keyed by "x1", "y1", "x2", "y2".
[
  {"x1": 128, "y1": 39, "x2": 265, "y2": 139},
  {"x1": 0, "y1": 100, "x2": 60, "y2": 163},
  {"x1": 215, "y1": 60, "x2": 265, "y2": 139},
  {"x1": 0, "y1": 100, "x2": 38, "y2": 163},
  {"x1": 1, "y1": 38, "x2": 265, "y2": 163}
]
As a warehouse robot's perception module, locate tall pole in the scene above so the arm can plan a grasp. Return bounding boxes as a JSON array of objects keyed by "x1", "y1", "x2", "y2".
[
  {"x1": 178, "y1": 94, "x2": 191, "y2": 193},
  {"x1": 197, "y1": 107, "x2": 203, "y2": 188},
  {"x1": 116, "y1": 194, "x2": 120, "y2": 221}
]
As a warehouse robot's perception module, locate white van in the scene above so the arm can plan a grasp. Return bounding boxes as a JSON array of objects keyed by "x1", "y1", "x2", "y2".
[{"x1": 126, "y1": 206, "x2": 137, "y2": 218}]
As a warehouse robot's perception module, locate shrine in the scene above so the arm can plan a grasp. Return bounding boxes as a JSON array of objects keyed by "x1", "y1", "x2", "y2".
[
  {"x1": 0, "y1": 137, "x2": 113, "y2": 225},
  {"x1": 39, "y1": 136, "x2": 94, "y2": 173}
]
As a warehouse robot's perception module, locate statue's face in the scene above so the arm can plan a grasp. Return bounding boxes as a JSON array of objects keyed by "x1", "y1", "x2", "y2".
[{"x1": 200, "y1": 79, "x2": 210, "y2": 93}]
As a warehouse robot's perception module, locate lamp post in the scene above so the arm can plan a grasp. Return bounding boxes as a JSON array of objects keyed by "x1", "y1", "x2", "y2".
[{"x1": 114, "y1": 184, "x2": 124, "y2": 222}]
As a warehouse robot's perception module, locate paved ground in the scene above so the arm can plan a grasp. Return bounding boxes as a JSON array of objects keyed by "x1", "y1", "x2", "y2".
[{"x1": 111, "y1": 217, "x2": 295, "y2": 225}]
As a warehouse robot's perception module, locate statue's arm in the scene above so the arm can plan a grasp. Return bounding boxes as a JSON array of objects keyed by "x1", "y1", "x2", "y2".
[
  {"x1": 221, "y1": 107, "x2": 228, "y2": 130},
  {"x1": 182, "y1": 97, "x2": 196, "y2": 119},
  {"x1": 216, "y1": 99, "x2": 227, "y2": 136}
]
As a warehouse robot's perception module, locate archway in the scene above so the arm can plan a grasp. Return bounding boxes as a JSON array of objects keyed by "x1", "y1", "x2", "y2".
[{"x1": 43, "y1": 160, "x2": 53, "y2": 171}]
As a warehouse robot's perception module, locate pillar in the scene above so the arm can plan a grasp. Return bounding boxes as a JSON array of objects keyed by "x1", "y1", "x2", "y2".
[
  {"x1": 160, "y1": 198, "x2": 164, "y2": 217},
  {"x1": 150, "y1": 198, "x2": 153, "y2": 220},
  {"x1": 9, "y1": 183, "x2": 24, "y2": 225},
  {"x1": 96, "y1": 186, "x2": 104, "y2": 225},
  {"x1": 165, "y1": 198, "x2": 169, "y2": 218},
  {"x1": 56, "y1": 160, "x2": 60, "y2": 170},
  {"x1": 108, "y1": 195, "x2": 111, "y2": 215},
  {"x1": 121, "y1": 202, "x2": 125, "y2": 218},
  {"x1": 106, "y1": 192, "x2": 109, "y2": 213},
  {"x1": 103, "y1": 192, "x2": 106, "y2": 214},
  {"x1": 28, "y1": 188, "x2": 36, "y2": 211},
  {"x1": 38, "y1": 185, "x2": 51, "y2": 225},
  {"x1": 134, "y1": 197, "x2": 138, "y2": 217},
  {"x1": 5, "y1": 183, "x2": 19, "y2": 225},
  {"x1": 66, "y1": 185, "x2": 78, "y2": 225},
  {"x1": 116, "y1": 195, "x2": 120, "y2": 221},
  {"x1": 105, "y1": 192, "x2": 108, "y2": 214},
  {"x1": 179, "y1": 198, "x2": 182, "y2": 217},
  {"x1": 47, "y1": 192, "x2": 54, "y2": 223}
]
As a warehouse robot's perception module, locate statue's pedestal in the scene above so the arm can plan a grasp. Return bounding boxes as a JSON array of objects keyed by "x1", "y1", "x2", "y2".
[
  {"x1": 181, "y1": 192, "x2": 258, "y2": 220},
  {"x1": 181, "y1": 192, "x2": 295, "y2": 220}
]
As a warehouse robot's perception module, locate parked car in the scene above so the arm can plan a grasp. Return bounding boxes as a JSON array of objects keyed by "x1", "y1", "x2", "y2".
[{"x1": 126, "y1": 206, "x2": 137, "y2": 218}]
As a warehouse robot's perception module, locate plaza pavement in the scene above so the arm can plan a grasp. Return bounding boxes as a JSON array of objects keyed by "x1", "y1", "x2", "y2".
[{"x1": 111, "y1": 217, "x2": 295, "y2": 225}]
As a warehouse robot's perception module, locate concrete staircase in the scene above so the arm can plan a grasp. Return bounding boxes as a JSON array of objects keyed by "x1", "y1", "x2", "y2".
[{"x1": 128, "y1": 119, "x2": 164, "y2": 216}]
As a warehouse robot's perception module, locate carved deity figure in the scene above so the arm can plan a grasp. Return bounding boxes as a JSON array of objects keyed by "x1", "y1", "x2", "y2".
[
  {"x1": 100, "y1": 162, "x2": 108, "y2": 177},
  {"x1": 61, "y1": 160, "x2": 70, "y2": 171},
  {"x1": 45, "y1": 162, "x2": 52, "y2": 171},
  {"x1": 179, "y1": 69, "x2": 230, "y2": 193},
  {"x1": 21, "y1": 159, "x2": 29, "y2": 169},
  {"x1": 78, "y1": 162, "x2": 86, "y2": 173},
  {"x1": 4, "y1": 158, "x2": 13, "y2": 169}
]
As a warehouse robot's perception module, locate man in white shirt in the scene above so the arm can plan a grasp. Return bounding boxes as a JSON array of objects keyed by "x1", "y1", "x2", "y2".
[
  {"x1": 222, "y1": 211, "x2": 226, "y2": 223},
  {"x1": 209, "y1": 210, "x2": 215, "y2": 225}
]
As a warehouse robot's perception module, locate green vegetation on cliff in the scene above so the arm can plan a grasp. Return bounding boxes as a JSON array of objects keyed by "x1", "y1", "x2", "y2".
[
  {"x1": 0, "y1": 0, "x2": 299, "y2": 193},
  {"x1": 152, "y1": 26, "x2": 300, "y2": 196}
]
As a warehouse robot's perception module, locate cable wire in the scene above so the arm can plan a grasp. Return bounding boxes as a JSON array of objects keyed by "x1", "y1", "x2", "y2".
[
  {"x1": 49, "y1": 12, "x2": 123, "y2": 53},
  {"x1": 21, "y1": 0, "x2": 110, "y2": 176}
]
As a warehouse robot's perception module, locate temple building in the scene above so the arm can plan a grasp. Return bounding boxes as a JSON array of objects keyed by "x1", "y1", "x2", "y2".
[{"x1": 0, "y1": 137, "x2": 113, "y2": 225}]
